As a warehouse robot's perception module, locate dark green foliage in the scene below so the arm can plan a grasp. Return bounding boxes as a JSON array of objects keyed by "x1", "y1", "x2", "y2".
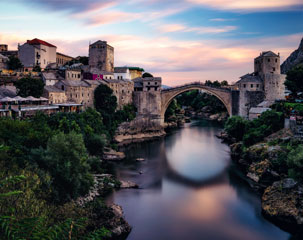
[
  {"x1": 15, "y1": 77, "x2": 45, "y2": 98},
  {"x1": 42, "y1": 132, "x2": 93, "y2": 203},
  {"x1": 224, "y1": 111, "x2": 284, "y2": 147},
  {"x1": 33, "y1": 65, "x2": 42, "y2": 72},
  {"x1": 224, "y1": 116, "x2": 248, "y2": 141},
  {"x1": 165, "y1": 99, "x2": 180, "y2": 121},
  {"x1": 284, "y1": 66, "x2": 303, "y2": 97},
  {"x1": 205, "y1": 80, "x2": 222, "y2": 88},
  {"x1": 94, "y1": 84, "x2": 117, "y2": 129},
  {"x1": 85, "y1": 134, "x2": 106, "y2": 157},
  {"x1": 114, "y1": 104, "x2": 137, "y2": 123},
  {"x1": 142, "y1": 72, "x2": 153, "y2": 78},
  {"x1": 287, "y1": 145, "x2": 303, "y2": 181},
  {"x1": 7, "y1": 56, "x2": 23, "y2": 70}
]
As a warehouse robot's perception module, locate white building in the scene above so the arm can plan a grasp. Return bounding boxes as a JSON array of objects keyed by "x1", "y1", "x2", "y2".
[
  {"x1": 0, "y1": 53, "x2": 8, "y2": 70},
  {"x1": 18, "y1": 38, "x2": 57, "y2": 70},
  {"x1": 114, "y1": 67, "x2": 131, "y2": 80}
]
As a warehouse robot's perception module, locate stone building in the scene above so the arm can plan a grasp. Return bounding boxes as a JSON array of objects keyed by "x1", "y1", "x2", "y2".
[
  {"x1": 42, "y1": 71, "x2": 64, "y2": 86},
  {"x1": 236, "y1": 51, "x2": 285, "y2": 118},
  {"x1": 101, "y1": 78, "x2": 134, "y2": 108},
  {"x1": 0, "y1": 45, "x2": 8, "y2": 52},
  {"x1": 43, "y1": 85, "x2": 67, "y2": 104},
  {"x1": 18, "y1": 38, "x2": 57, "y2": 70},
  {"x1": 129, "y1": 67, "x2": 144, "y2": 80},
  {"x1": 56, "y1": 52, "x2": 74, "y2": 66},
  {"x1": 65, "y1": 69, "x2": 81, "y2": 81},
  {"x1": 89, "y1": 40, "x2": 114, "y2": 73},
  {"x1": 0, "y1": 54, "x2": 8, "y2": 70},
  {"x1": 133, "y1": 77, "x2": 162, "y2": 115},
  {"x1": 254, "y1": 51, "x2": 285, "y2": 101}
]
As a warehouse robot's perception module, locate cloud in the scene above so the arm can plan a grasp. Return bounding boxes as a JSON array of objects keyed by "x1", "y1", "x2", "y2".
[
  {"x1": 186, "y1": 0, "x2": 303, "y2": 12},
  {"x1": 1, "y1": 32, "x2": 302, "y2": 86},
  {"x1": 210, "y1": 18, "x2": 235, "y2": 22},
  {"x1": 158, "y1": 23, "x2": 237, "y2": 34},
  {"x1": 14, "y1": 0, "x2": 118, "y2": 13}
]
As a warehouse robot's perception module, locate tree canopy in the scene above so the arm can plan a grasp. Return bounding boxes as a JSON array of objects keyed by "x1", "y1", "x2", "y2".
[
  {"x1": 7, "y1": 56, "x2": 23, "y2": 70},
  {"x1": 284, "y1": 66, "x2": 303, "y2": 96},
  {"x1": 15, "y1": 77, "x2": 45, "y2": 97}
]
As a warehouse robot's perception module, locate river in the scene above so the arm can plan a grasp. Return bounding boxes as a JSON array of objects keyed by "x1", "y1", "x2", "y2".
[{"x1": 107, "y1": 120, "x2": 291, "y2": 240}]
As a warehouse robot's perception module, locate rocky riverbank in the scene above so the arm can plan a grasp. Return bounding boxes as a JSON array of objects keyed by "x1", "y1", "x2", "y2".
[
  {"x1": 114, "y1": 115, "x2": 166, "y2": 146},
  {"x1": 221, "y1": 128, "x2": 303, "y2": 237}
]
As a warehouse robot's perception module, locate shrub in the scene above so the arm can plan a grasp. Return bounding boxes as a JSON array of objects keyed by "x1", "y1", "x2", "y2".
[
  {"x1": 224, "y1": 116, "x2": 248, "y2": 141},
  {"x1": 287, "y1": 145, "x2": 303, "y2": 181}
]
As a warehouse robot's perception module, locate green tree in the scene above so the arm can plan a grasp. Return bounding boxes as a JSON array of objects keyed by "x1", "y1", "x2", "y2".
[
  {"x1": 284, "y1": 66, "x2": 303, "y2": 97},
  {"x1": 94, "y1": 84, "x2": 117, "y2": 128},
  {"x1": 224, "y1": 116, "x2": 248, "y2": 141},
  {"x1": 42, "y1": 132, "x2": 93, "y2": 203},
  {"x1": 33, "y1": 65, "x2": 42, "y2": 72},
  {"x1": 287, "y1": 145, "x2": 303, "y2": 181},
  {"x1": 142, "y1": 72, "x2": 153, "y2": 78},
  {"x1": 15, "y1": 77, "x2": 45, "y2": 97},
  {"x1": 7, "y1": 56, "x2": 23, "y2": 70}
]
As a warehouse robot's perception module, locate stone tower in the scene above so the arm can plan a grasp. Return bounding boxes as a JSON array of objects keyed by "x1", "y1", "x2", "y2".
[
  {"x1": 89, "y1": 40, "x2": 114, "y2": 73},
  {"x1": 254, "y1": 51, "x2": 285, "y2": 101}
]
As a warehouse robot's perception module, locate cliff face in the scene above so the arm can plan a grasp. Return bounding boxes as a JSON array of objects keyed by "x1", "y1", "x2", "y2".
[{"x1": 281, "y1": 37, "x2": 303, "y2": 74}]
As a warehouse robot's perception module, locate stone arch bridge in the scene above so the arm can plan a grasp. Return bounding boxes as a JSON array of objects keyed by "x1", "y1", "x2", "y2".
[
  {"x1": 133, "y1": 82, "x2": 239, "y2": 127},
  {"x1": 160, "y1": 82, "x2": 239, "y2": 125}
]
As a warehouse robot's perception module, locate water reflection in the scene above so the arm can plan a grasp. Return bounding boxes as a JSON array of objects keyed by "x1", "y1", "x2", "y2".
[{"x1": 108, "y1": 121, "x2": 290, "y2": 240}]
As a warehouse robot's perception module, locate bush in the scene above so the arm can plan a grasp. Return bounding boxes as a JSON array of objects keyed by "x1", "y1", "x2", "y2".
[
  {"x1": 224, "y1": 116, "x2": 248, "y2": 141},
  {"x1": 85, "y1": 134, "x2": 106, "y2": 157},
  {"x1": 42, "y1": 132, "x2": 94, "y2": 203},
  {"x1": 287, "y1": 145, "x2": 303, "y2": 181}
]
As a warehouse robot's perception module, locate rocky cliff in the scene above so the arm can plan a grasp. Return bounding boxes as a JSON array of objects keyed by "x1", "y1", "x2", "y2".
[{"x1": 281, "y1": 37, "x2": 303, "y2": 74}]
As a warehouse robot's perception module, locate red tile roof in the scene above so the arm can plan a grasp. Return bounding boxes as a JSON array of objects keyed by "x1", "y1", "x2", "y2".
[{"x1": 27, "y1": 38, "x2": 56, "y2": 48}]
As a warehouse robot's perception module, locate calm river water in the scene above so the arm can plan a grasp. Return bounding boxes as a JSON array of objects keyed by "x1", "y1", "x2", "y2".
[{"x1": 107, "y1": 120, "x2": 291, "y2": 240}]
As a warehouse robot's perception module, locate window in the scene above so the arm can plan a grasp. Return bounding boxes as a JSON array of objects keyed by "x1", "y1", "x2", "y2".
[
  {"x1": 243, "y1": 84, "x2": 246, "y2": 88},
  {"x1": 70, "y1": 94, "x2": 72, "y2": 97},
  {"x1": 275, "y1": 59, "x2": 278, "y2": 63},
  {"x1": 251, "y1": 84, "x2": 253, "y2": 88},
  {"x1": 78, "y1": 74, "x2": 80, "y2": 78},
  {"x1": 148, "y1": 82, "x2": 150, "y2": 85},
  {"x1": 257, "y1": 84, "x2": 259, "y2": 88},
  {"x1": 62, "y1": 85, "x2": 64, "y2": 90},
  {"x1": 273, "y1": 67, "x2": 275, "y2": 71},
  {"x1": 268, "y1": 59, "x2": 270, "y2": 62},
  {"x1": 155, "y1": 82, "x2": 158, "y2": 85}
]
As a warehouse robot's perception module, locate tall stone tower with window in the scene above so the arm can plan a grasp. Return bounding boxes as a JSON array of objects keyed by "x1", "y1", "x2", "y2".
[
  {"x1": 254, "y1": 51, "x2": 285, "y2": 101},
  {"x1": 88, "y1": 40, "x2": 114, "y2": 73}
]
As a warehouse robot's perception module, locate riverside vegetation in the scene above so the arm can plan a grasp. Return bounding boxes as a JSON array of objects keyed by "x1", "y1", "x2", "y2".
[
  {"x1": 0, "y1": 84, "x2": 136, "y2": 239},
  {"x1": 223, "y1": 111, "x2": 303, "y2": 238}
]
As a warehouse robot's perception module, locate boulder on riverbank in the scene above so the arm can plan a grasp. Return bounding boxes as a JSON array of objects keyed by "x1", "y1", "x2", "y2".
[
  {"x1": 262, "y1": 179, "x2": 303, "y2": 234},
  {"x1": 103, "y1": 148, "x2": 125, "y2": 161}
]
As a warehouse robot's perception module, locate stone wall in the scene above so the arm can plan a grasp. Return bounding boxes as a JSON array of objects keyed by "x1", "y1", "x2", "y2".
[
  {"x1": 239, "y1": 90, "x2": 265, "y2": 118},
  {"x1": 263, "y1": 73, "x2": 285, "y2": 101},
  {"x1": 133, "y1": 91, "x2": 162, "y2": 116}
]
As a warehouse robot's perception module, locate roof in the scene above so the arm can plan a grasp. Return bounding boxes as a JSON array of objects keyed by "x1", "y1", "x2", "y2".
[
  {"x1": 128, "y1": 67, "x2": 145, "y2": 72},
  {"x1": 56, "y1": 52, "x2": 74, "y2": 59},
  {"x1": 249, "y1": 107, "x2": 271, "y2": 114},
  {"x1": 0, "y1": 53, "x2": 8, "y2": 60},
  {"x1": 56, "y1": 80, "x2": 90, "y2": 87},
  {"x1": 134, "y1": 82, "x2": 143, "y2": 88},
  {"x1": 255, "y1": 51, "x2": 279, "y2": 59},
  {"x1": 27, "y1": 38, "x2": 56, "y2": 48},
  {"x1": 84, "y1": 80, "x2": 102, "y2": 85},
  {"x1": 114, "y1": 67, "x2": 129, "y2": 73},
  {"x1": 0, "y1": 86, "x2": 17, "y2": 98},
  {"x1": 42, "y1": 72, "x2": 62, "y2": 81},
  {"x1": 90, "y1": 40, "x2": 113, "y2": 49},
  {"x1": 89, "y1": 68, "x2": 114, "y2": 75},
  {"x1": 44, "y1": 85, "x2": 65, "y2": 93},
  {"x1": 133, "y1": 77, "x2": 162, "y2": 82},
  {"x1": 236, "y1": 74, "x2": 262, "y2": 84}
]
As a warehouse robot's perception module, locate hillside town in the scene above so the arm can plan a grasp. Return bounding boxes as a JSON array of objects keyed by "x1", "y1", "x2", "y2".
[{"x1": 0, "y1": 39, "x2": 152, "y2": 118}]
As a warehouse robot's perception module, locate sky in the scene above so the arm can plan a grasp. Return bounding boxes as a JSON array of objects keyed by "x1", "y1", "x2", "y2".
[{"x1": 0, "y1": 0, "x2": 302, "y2": 86}]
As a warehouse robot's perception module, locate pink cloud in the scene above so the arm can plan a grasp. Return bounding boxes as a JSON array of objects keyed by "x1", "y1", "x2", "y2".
[{"x1": 186, "y1": 0, "x2": 303, "y2": 12}]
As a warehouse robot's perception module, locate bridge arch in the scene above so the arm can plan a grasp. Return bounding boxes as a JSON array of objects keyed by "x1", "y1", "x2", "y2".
[{"x1": 160, "y1": 84, "x2": 232, "y2": 125}]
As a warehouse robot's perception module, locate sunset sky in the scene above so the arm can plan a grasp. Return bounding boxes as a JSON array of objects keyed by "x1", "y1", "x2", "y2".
[{"x1": 0, "y1": 0, "x2": 302, "y2": 85}]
